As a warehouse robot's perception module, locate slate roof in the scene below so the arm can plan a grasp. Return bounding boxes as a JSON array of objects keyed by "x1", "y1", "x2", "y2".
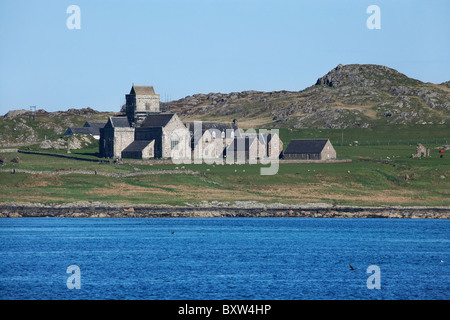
[
  {"x1": 186, "y1": 122, "x2": 237, "y2": 135},
  {"x1": 122, "y1": 140, "x2": 154, "y2": 153},
  {"x1": 65, "y1": 127, "x2": 92, "y2": 135},
  {"x1": 83, "y1": 121, "x2": 106, "y2": 135},
  {"x1": 140, "y1": 114, "x2": 174, "y2": 127},
  {"x1": 129, "y1": 85, "x2": 156, "y2": 95},
  {"x1": 109, "y1": 117, "x2": 131, "y2": 127},
  {"x1": 284, "y1": 139, "x2": 329, "y2": 154}
]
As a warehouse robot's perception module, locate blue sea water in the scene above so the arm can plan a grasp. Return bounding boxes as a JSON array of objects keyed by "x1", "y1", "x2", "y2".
[{"x1": 0, "y1": 217, "x2": 448, "y2": 300}]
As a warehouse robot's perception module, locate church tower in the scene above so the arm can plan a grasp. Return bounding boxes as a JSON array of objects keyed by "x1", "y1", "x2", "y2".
[{"x1": 125, "y1": 85, "x2": 160, "y2": 126}]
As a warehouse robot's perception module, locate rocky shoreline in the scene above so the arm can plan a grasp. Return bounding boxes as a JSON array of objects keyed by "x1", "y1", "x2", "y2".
[{"x1": 0, "y1": 202, "x2": 449, "y2": 219}]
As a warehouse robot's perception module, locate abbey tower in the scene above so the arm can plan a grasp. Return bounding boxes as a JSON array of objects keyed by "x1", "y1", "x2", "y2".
[{"x1": 125, "y1": 85, "x2": 160, "y2": 125}]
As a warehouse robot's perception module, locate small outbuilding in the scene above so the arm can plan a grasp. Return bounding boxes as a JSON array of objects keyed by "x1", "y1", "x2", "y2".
[
  {"x1": 121, "y1": 140, "x2": 155, "y2": 160},
  {"x1": 65, "y1": 121, "x2": 106, "y2": 140},
  {"x1": 283, "y1": 139, "x2": 336, "y2": 160}
]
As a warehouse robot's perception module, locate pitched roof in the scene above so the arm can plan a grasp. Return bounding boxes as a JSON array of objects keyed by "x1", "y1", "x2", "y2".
[
  {"x1": 140, "y1": 114, "x2": 174, "y2": 127},
  {"x1": 109, "y1": 117, "x2": 131, "y2": 128},
  {"x1": 83, "y1": 121, "x2": 106, "y2": 134},
  {"x1": 129, "y1": 85, "x2": 156, "y2": 95},
  {"x1": 122, "y1": 140, "x2": 154, "y2": 153},
  {"x1": 66, "y1": 127, "x2": 92, "y2": 135},
  {"x1": 186, "y1": 122, "x2": 237, "y2": 134},
  {"x1": 284, "y1": 139, "x2": 329, "y2": 154}
]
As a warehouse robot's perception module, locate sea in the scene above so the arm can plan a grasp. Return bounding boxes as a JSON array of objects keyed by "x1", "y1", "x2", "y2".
[{"x1": 0, "y1": 217, "x2": 448, "y2": 300}]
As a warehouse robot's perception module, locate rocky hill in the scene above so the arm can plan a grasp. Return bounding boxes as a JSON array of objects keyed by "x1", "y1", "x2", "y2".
[
  {"x1": 0, "y1": 108, "x2": 118, "y2": 146},
  {"x1": 1, "y1": 64, "x2": 449, "y2": 145},
  {"x1": 162, "y1": 64, "x2": 450, "y2": 129}
]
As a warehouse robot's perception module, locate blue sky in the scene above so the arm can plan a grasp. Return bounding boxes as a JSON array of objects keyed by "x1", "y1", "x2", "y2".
[{"x1": 0, "y1": 0, "x2": 449, "y2": 114}]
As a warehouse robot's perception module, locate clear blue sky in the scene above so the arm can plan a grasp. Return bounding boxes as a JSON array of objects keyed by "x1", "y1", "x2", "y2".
[{"x1": 1, "y1": 0, "x2": 449, "y2": 114}]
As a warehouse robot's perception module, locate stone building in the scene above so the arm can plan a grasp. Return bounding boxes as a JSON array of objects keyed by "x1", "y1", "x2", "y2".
[
  {"x1": 65, "y1": 121, "x2": 106, "y2": 140},
  {"x1": 100, "y1": 85, "x2": 190, "y2": 160},
  {"x1": 100, "y1": 85, "x2": 285, "y2": 162},
  {"x1": 224, "y1": 133, "x2": 267, "y2": 162},
  {"x1": 99, "y1": 117, "x2": 135, "y2": 159},
  {"x1": 125, "y1": 86, "x2": 160, "y2": 125},
  {"x1": 283, "y1": 139, "x2": 336, "y2": 160},
  {"x1": 187, "y1": 122, "x2": 239, "y2": 160}
]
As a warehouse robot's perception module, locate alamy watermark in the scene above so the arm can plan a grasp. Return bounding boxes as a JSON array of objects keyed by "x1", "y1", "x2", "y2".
[
  {"x1": 66, "y1": 5, "x2": 81, "y2": 30},
  {"x1": 366, "y1": 265, "x2": 381, "y2": 289},
  {"x1": 366, "y1": 5, "x2": 381, "y2": 30},
  {"x1": 66, "y1": 265, "x2": 81, "y2": 289},
  {"x1": 169, "y1": 123, "x2": 280, "y2": 175}
]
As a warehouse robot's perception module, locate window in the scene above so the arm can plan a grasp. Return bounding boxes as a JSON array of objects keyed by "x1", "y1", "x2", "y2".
[{"x1": 171, "y1": 135, "x2": 179, "y2": 151}]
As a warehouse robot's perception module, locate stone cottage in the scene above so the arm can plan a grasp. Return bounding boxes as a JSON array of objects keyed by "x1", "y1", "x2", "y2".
[
  {"x1": 283, "y1": 139, "x2": 336, "y2": 160},
  {"x1": 65, "y1": 121, "x2": 106, "y2": 140}
]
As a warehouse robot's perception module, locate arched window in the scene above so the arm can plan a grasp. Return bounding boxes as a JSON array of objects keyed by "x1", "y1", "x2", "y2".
[{"x1": 171, "y1": 134, "x2": 179, "y2": 151}]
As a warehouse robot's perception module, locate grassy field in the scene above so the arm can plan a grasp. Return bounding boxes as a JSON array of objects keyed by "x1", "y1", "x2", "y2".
[{"x1": 0, "y1": 126, "x2": 449, "y2": 207}]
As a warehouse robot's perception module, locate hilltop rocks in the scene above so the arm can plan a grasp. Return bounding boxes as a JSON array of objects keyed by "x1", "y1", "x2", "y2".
[
  {"x1": 161, "y1": 64, "x2": 449, "y2": 129},
  {"x1": 4, "y1": 110, "x2": 29, "y2": 119}
]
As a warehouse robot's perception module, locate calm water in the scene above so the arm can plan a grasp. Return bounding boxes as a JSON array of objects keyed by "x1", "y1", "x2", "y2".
[{"x1": 0, "y1": 218, "x2": 448, "y2": 300}]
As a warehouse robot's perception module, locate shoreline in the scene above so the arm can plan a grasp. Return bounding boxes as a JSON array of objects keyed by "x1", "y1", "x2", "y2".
[{"x1": 0, "y1": 202, "x2": 449, "y2": 219}]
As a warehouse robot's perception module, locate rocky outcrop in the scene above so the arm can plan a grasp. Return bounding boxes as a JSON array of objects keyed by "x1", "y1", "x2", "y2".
[{"x1": 162, "y1": 64, "x2": 450, "y2": 129}]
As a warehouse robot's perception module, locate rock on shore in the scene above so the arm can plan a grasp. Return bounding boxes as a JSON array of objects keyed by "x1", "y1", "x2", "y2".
[{"x1": 0, "y1": 202, "x2": 448, "y2": 219}]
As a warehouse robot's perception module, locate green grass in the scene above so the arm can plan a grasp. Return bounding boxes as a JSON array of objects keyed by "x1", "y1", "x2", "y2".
[
  {"x1": 277, "y1": 125, "x2": 449, "y2": 150},
  {"x1": 0, "y1": 125, "x2": 449, "y2": 207}
]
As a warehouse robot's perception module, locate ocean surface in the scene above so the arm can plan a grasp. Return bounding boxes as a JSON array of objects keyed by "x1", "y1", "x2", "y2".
[{"x1": 0, "y1": 217, "x2": 448, "y2": 300}]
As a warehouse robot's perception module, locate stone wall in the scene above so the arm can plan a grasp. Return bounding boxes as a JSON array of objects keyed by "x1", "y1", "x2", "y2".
[
  {"x1": 99, "y1": 127, "x2": 114, "y2": 158},
  {"x1": 267, "y1": 133, "x2": 283, "y2": 159},
  {"x1": 126, "y1": 94, "x2": 160, "y2": 124},
  {"x1": 142, "y1": 140, "x2": 155, "y2": 159},
  {"x1": 320, "y1": 140, "x2": 337, "y2": 160},
  {"x1": 162, "y1": 114, "x2": 190, "y2": 159},
  {"x1": 113, "y1": 127, "x2": 135, "y2": 159}
]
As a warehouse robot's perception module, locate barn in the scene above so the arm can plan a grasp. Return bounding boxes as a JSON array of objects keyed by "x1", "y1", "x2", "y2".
[{"x1": 283, "y1": 139, "x2": 336, "y2": 160}]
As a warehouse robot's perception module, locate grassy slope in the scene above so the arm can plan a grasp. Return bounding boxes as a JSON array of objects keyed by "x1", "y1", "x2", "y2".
[{"x1": 0, "y1": 125, "x2": 449, "y2": 207}]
